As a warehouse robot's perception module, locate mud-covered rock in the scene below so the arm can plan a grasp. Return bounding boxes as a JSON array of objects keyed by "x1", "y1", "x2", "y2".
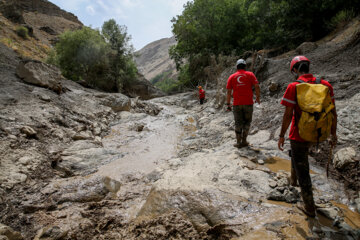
[
  {"x1": 0, "y1": 224, "x2": 23, "y2": 240},
  {"x1": 333, "y1": 147, "x2": 357, "y2": 169},
  {"x1": 296, "y1": 42, "x2": 318, "y2": 54},
  {"x1": 44, "y1": 176, "x2": 120, "y2": 204},
  {"x1": 34, "y1": 226, "x2": 68, "y2": 240},
  {"x1": 98, "y1": 93, "x2": 131, "y2": 112},
  {"x1": 16, "y1": 60, "x2": 63, "y2": 94}
]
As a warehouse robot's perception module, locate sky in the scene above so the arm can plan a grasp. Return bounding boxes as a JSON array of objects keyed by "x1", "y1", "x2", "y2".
[{"x1": 48, "y1": 0, "x2": 189, "y2": 50}]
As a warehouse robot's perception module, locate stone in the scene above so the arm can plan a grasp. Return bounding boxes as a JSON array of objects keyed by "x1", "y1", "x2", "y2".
[
  {"x1": 34, "y1": 226, "x2": 68, "y2": 240},
  {"x1": 333, "y1": 147, "x2": 357, "y2": 169},
  {"x1": 267, "y1": 189, "x2": 285, "y2": 201},
  {"x1": 257, "y1": 159, "x2": 265, "y2": 165},
  {"x1": 72, "y1": 131, "x2": 93, "y2": 141},
  {"x1": 284, "y1": 189, "x2": 298, "y2": 203},
  {"x1": 269, "y1": 180, "x2": 277, "y2": 188},
  {"x1": 45, "y1": 176, "x2": 120, "y2": 204},
  {"x1": 16, "y1": 60, "x2": 63, "y2": 94},
  {"x1": 20, "y1": 126, "x2": 37, "y2": 138},
  {"x1": 317, "y1": 207, "x2": 339, "y2": 220},
  {"x1": 248, "y1": 130, "x2": 271, "y2": 146},
  {"x1": 355, "y1": 198, "x2": 360, "y2": 213},
  {"x1": 268, "y1": 82, "x2": 278, "y2": 92},
  {"x1": 0, "y1": 224, "x2": 23, "y2": 240},
  {"x1": 296, "y1": 42, "x2": 318, "y2": 54},
  {"x1": 100, "y1": 93, "x2": 131, "y2": 112},
  {"x1": 18, "y1": 156, "x2": 32, "y2": 165}
]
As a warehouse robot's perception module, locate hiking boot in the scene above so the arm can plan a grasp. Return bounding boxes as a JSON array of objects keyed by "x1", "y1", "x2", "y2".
[
  {"x1": 234, "y1": 131, "x2": 242, "y2": 148},
  {"x1": 296, "y1": 202, "x2": 316, "y2": 218},
  {"x1": 241, "y1": 130, "x2": 249, "y2": 147}
]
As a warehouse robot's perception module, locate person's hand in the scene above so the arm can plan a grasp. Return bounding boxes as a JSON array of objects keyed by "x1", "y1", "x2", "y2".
[
  {"x1": 330, "y1": 134, "x2": 337, "y2": 147},
  {"x1": 278, "y1": 136, "x2": 285, "y2": 151},
  {"x1": 256, "y1": 97, "x2": 260, "y2": 104},
  {"x1": 226, "y1": 106, "x2": 232, "y2": 111}
]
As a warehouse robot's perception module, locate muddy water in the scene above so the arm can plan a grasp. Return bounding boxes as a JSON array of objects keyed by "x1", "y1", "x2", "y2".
[
  {"x1": 97, "y1": 107, "x2": 182, "y2": 181},
  {"x1": 95, "y1": 101, "x2": 359, "y2": 239}
]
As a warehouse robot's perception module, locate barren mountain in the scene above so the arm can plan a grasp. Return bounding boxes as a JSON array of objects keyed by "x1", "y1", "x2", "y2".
[
  {"x1": 135, "y1": 36, "x2": 178, "y2": 81},
  {"x1": 0, "y1": 0, "x2": 82, "y2": 59}
]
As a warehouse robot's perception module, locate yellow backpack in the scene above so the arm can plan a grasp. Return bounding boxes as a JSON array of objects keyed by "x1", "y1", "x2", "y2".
[{"x1": 296, "y1": 78, "x2": 334, "y2": 143}]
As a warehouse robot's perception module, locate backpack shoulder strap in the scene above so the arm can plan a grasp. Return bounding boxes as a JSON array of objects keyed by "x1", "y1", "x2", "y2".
[
  {"x1": 315, "y1": 77, "x2": 321, "y2": 84},
  {"x1": 296, "y1": 80, "x2": 305, "y2": 83}
]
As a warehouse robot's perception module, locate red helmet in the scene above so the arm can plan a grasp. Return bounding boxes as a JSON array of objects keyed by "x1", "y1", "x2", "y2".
[{"x1": 290, "y1": 56, "x2": 310, "y2": 72}]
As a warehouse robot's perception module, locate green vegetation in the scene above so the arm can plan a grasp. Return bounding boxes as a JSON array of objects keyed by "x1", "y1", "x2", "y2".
[
  {"x1": 170, "y1": 0, "x2": 360, "y2": 89},
  {"x1": 47, "y1": 19, "x2": 137, "y2": 92},
  {"x1": 151, "y1": 71, "x2": 179, "y2": 93},
  {"x1": 16, "y1": 26, "x2": 28, "y2": 39}
]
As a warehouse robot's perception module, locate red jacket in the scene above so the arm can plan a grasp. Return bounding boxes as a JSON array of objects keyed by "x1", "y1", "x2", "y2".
[{"x1": 199, "y1": 89, "x2": 205, "y2": 99}]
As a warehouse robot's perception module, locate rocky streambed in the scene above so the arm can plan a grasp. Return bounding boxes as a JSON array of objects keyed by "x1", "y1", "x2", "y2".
[
  {"x1": 1, "y1": 41, "x2": 360, "y2": 239},
  {"x1": 2, "y1": 87, "x2": 359, "y2": 239}
]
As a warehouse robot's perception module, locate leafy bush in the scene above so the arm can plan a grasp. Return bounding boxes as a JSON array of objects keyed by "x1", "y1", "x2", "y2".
[
  {"x1": 48, "y1": 19, "x2": 137, "y2": 92},
  {"x1": 16, "y1": 26, "x2": 28, "y2": 39}
]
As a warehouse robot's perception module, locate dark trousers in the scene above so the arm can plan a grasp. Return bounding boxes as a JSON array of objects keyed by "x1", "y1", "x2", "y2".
[
  {"x1": 233, "y1": 105, "x2": 253, "y2": 135},
  {"x1": 290, "y1": 140, "x2": 315, "y2": 211},
  {"x1": 200, "y1": 98, "x2": 205, "y2": 104}
]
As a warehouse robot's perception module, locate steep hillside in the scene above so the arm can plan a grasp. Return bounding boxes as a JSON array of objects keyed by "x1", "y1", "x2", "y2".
[
  {"x1": 0, "y1": 0, "x2": 82, "y2": 60},
  {"x1": 135, "y1": 36, "x2": 177, "y2": 82}
]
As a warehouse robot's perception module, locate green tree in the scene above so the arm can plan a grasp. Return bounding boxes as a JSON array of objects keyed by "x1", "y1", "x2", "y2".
[
  {"x1": 54, "y1": 27, "x2": 115, "y2": 91},
  {"x1": 170, "y1": 0, "x2": 360, "y2": 89},
  {"x1": 102, "y1": 19, "x2": 137, "y2": 91},
  {"x1": 48, "y1": 19, "x2": 138, "y2": 92}
]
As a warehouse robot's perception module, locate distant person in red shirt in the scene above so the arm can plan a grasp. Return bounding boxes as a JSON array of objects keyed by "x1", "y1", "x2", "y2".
[
  {"x1": 226, "y1": 59, "x2": 260, "y2": 148},
  {"x1": 198, "y1": 86, "x2": 205, "y2": 104},
  {"x1": 278, "y1": 56, "x2": 337, "y2": 217}
]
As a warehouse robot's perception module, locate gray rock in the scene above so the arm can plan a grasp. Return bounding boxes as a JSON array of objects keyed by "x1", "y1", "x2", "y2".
[
  {"x1": 296, "y1": 42, "x2": 318, "y2": 54},
  {"x1": 18, "y1": 156, "x2": 32, "y2": 165},
  {"x1": 268, "y1": 82, "x2": 278, "y2": 92},
  {"x1": 355, "y1": 198, "x2": 360, "y2": 213},
  {"x1": 267, "y1": 189, "x2": 285, "y2": 201},
  {"x1": 269, "y1": 180, "x2": 277, "y2": 188},
  {"x1": 16, "y1": 60, "x2": 62, "y2": 94},
  {"x1": 72, "y1": 131, "x2": 93, "y2": 141},
  {"x1": 20, "y1": 126, "x2": 37, "y2": 138},
  {"x1": 0, "y1": 224, "x2": 23, "y2": 240},
  {"x1": 284, "y1": 189, "x2": 298, "y2": 203},
  {"x1": 34, "y1": 226, "x2": 68, "y2": 240},
  {"x1": 47, "y1": 176, "x2": 120, "y2": 204},
  {"x1": 100, "y1": 93, "x2": 131, "y2": 112},
  {"x1": 333, "y1": 147, "x2": 357, "y2": 169},
  {"x1": 317, "y1": 207, "x2": 339, "y2": 220}
]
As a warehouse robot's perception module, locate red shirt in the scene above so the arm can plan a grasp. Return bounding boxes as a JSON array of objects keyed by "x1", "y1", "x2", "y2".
[
  {"x1": 280, "y1": 74, "x2": 335, "y2": 142},
  {"x1": 199, "y1": 89, "x2": 205, "y2": 99},
  {"x1": 226, "y1": 70, "x2": 258, "y2": 105}
]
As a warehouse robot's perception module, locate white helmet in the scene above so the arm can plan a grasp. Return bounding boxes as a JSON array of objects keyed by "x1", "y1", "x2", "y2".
[{"x1": 236, "y1": 59, "x2": 246, "y2": 67}]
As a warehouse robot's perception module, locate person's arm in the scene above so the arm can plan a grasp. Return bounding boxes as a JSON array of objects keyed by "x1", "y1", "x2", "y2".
[
  {"x1": 278, "y1": 106, "x2": 293, "y2": 151},
  {"x1": 255, "y1": 84, "x2": 260, "y2": 104},
  {"x1": 330, "y1": 105, "x2": 337, "y2": 146},
  {"x1": 226, "y1": 89, "x2": 232, "y2": 111}
]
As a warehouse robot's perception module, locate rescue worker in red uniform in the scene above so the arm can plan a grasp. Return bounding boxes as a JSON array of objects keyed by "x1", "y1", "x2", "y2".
[
  {"x1": 198, "y1": 86, "x2": 205, "y2": 104},
  {"x1": 226, "y1": 59, "x2": 260, "y2": 148},
  {"x1": 278, "y1": 56, "x2": 338, "y2": 217}
]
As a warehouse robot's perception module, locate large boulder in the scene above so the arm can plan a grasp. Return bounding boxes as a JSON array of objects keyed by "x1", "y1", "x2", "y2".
[
  {"x1": 123, "y1": 73, "x2": 165, "y2": 100},
  {"x1": 16, "y1": 60, "x2": 63, "y2": 94},
  {"x1": 333, "y1": 147, "x2": 357, "y2": 169},
  {"x1": 97, "y1": 93, "x2": 131, "y2": 112},
  {"x1": 295, "y1": 42, "x2": 318, "y2": 54}
]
